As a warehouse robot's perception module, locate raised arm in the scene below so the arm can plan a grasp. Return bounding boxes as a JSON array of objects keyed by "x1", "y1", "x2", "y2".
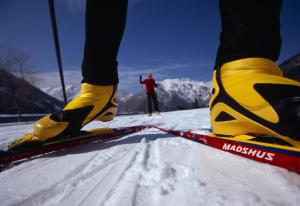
[{"x1": 140, "y1": 75, "x2": 145, "y2": 84}]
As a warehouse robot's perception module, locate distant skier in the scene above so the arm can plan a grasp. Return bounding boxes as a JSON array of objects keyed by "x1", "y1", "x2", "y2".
[{"x1": 140, "y1": 73, "x2": 160, "y2": 116}]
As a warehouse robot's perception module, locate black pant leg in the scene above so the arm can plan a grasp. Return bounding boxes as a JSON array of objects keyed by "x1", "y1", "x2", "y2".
[
  {"x1": 147, "y1": 93, "x2": 153, "y2": 114},
  {"x1": 152, "y1": 93, "x2": 159, "y2": 112},
  {"x1": 215, "y1": 0, "x2": 282, "y2": 69},
  {"x1": 81, "y1": 0, "x2": 128, "y2": 85}
]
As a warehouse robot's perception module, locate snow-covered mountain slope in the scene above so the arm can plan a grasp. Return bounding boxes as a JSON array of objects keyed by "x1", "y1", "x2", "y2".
[
  {"x1": 158, "y1": 78, "x2": 211, "y2": 108},
  {"x1": 1, "y1": 108, "x2": 300, "y2": 206},
  {"x1": 30, "y1": 70, "x2": 81, "y2": 101},
  {"x1": 118, "y1": 78, "x2": 211, "y2": 113},
  {"x1": 42, "y1": 85, "x2": 80, "y2": 101},
  {"x1": 159, "y1": 78, "x2": 211, "y2": 102}
]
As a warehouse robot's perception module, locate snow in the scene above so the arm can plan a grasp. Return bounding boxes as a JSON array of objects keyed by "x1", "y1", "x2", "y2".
[
  {"x1": 30, "y1": 70, "x2": 81, "y2": 101},
  {"x1": 42, "y1": 85, "x2": 80, "y2": 101},
  {"x1": 158, "y1": 78, "x2": 211, "y2": 103},
  {"x1": 1, "y1": 108, "x2": 300, "y2": 206},
  {"x1": 120, "y1": 93, "x2": 134, "y2": 102}
]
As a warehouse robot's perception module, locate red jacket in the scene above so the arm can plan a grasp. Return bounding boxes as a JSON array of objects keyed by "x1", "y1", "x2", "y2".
[{"x1": 140, "y1": 78, "x2": 157, "y2": 93}]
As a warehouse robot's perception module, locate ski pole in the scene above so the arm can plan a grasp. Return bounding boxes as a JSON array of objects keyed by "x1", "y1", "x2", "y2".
[
  {"x1": 141, "y1": 84, "x2": 146, "y2": 114},
  {"x1": 48, "y1": 0, "x2": 68, "y2": 105}
]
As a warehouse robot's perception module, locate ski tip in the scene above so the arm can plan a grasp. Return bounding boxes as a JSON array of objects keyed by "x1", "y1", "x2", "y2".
[
  {"x1": 7, "y1": 132, "x2": 36, "y2": 149},
  {"x1": 88, "y1": 127, "x2": 113, "y2": 134}
]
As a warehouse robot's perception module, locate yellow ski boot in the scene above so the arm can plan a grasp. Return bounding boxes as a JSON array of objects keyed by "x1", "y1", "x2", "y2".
[
  {"x1": 32, "y1": 83, "x2": 118, "y2": 141},
  {"x1": 209, "y1": 58, "x2": 300, "y2": 147}
]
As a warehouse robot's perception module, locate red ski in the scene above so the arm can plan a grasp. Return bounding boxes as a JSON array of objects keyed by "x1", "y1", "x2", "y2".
[
  {"x1": 155, "y1": 126, "x2": 300, "y2": 174},
  {"x1": 0, "y1": 125, "x2": 152, "y2": 166}
]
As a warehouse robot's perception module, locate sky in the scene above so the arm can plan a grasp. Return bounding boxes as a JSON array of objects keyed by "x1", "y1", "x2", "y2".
[{"x1": 1, "y1": 0, "x2": 300, "y2": 94}]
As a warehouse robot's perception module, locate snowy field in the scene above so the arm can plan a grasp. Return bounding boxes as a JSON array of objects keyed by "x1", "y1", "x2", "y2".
[{"x1": 0, "y1": 108, "x2": 300, "y2": 206}]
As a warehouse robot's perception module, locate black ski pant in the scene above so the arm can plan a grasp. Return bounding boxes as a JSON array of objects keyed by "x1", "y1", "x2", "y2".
[
  {"x1": 81, "y1": 0, "x2": 282, "y2": 84},
  {"x1": 81, "y1": 0, "x2": 128, "y2": 85},
  {"x1": 147, "y1": 92, "x2": 159, "y2": 114},
  {"x1": 214, "y1": 0, "x2": 282, "y2": 69}
]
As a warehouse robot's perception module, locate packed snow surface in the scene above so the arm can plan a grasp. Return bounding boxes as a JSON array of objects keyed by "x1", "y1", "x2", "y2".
[{"x1": 1, "y1": 108, "x2": 300, "y2": 206}]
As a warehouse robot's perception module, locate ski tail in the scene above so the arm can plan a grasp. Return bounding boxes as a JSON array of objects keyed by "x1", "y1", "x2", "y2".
[{"x1": 154, "y1": 126, "x2": 300, "y2": 174}]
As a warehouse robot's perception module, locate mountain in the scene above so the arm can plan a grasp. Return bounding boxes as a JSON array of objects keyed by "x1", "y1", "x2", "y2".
[
  {"x1": 29, "y1": 70, "x2": 82, "y2": 102},
  {"x1": 280, "y1": 53, "x2": 300, "y2": 81},
  {"x1": 42, "y1": 85, "x2": 80, "y2": 101},
  {"x1": 0, "y1": 69, "x2": 64, "y2": 114},
  {"x1": 118, "y1": 78, "x2": 211, "y2": 113}
]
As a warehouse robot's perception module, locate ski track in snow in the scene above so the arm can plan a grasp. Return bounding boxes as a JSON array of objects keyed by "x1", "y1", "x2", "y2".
[{"x1": 1, "y1": 108, "x2": 300, "y2": 206}]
